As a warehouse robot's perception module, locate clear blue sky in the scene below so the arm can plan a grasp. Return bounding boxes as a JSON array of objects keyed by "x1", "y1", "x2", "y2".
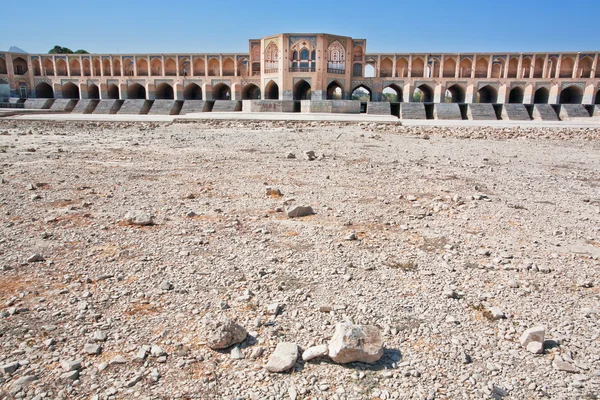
[{"x1": 2, "y1": 0, "x2": 598, "y2": 54}]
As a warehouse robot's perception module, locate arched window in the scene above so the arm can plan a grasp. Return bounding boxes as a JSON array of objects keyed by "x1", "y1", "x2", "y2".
[
  {"x1": 292, "y1": 51, "x2": 298, "y2": 61},
  {"x1": 300, "y1": 49, "x2": 309, "y2": 60},
  {"x1": 328, "y1": 41, "x2": 346, "y2": 73},
  {"x1": 265, "y1": 42, "x2": 279, "y2": 72}
]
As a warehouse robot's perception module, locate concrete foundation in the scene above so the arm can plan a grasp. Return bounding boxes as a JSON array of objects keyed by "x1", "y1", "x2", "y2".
[
  {"x1": 301, "y1": 100, "x2": 360, "y2": 114},
  {"x1": 24, "y1": 99, "x2": 54, "y2": 109},
  {"x1": 72, "y1": 99, "x2": 99, "y2": 114},
  {"x1": 148, "y1": 100, "x2": 183, "y2": 115},
  {"x1": 433, "y1": 103, "x2": 462, "y2": 120},
  {"x1": 592, "y1": 105, "x2": 600, "y2": 118},
  {"x1": 118, "y1": 100, "x2": 153, "y2": 115},
  {"x1": 93, "y1": 100, "x2": 123, "y2": 114},
  {"x1": 400, "y1": 103, "x2": 426, "y2": 119},
  {"x1": 501, "y1": 104, "x2": 531, "y2": 120},
  {"x1": 179, "y1": 100, "x2": 211, "y2": 114},
  {"x1": 242, "y1": 100, "x2": 295, "y2": 113},
  {"x1": 366, "y1": 102, "x2": 391, "y2": 115},
  {"x1": 467, "y1": 104, "x2": 497, "y2": 120},
  {"x1": 531, "y1": 104, "x2": 559, "y2": 120},
  {"x1": 559, "y1": 104, "x2": 590, "y2": 120},
  {"x1": 50, "y1": 99, "x2": 78, "y2": 112},
  {"x1": 212, "y1": 100, "x2": 242, "y2": 112}
]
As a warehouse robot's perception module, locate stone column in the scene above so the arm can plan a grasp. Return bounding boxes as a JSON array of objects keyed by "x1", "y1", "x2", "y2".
[
  {"x1": 408, "y1": 55, "x2": 412, "y2": 78},
  {"x1": 487, "y1": 56, "x2": 492, "y2": 79},
  {"x1": 504, "y1": 55, "x2": 509, "y2": 79},
  {"x1": 205, "y1": 56, "x2": 208, "y2": 77},
  {"x1": 555, "y1": 55, "x2": 562, "y2": 79},
  {"x1": 67, "y1": 57, "x2": 71, "y2": 77},
  {"x1": 471, "y1": 55, "x2": 476, "y2": 79},
  {"x1": 592, "y1": 54, "x2": 598, "y2": 79},
  {"x1": 455, "y1": 55, "x2": 460, "y2": 78},
  {"x1": 423, "y1": 55, "x2": 428, "y2": 78},
  {"x1": 572, "y1": 54, "x2": 580, "y2": 79},
  {"x1": 219, "y1": 57, "x2": 223, "y2": 77},
  {"x1": 542, "y1": 54, "x2": 549, "y2": 79},
  {"x1": 439, "y1": 55, "x2": 444, "y2": 78},
  {"x1": 517, "y1": 55, "x2": 523, "y2": 79}
]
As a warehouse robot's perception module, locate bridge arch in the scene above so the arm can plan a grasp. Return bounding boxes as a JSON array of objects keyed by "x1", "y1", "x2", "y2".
[
  {"x1": 35, "y1": 82, "x2": 54, "y2": 98},
  {"x1": 475, "y1": 58, "x2": 488, "y2": 78},
  {"x1": 508, "y1": 87, "x2": 524, "y2": 103},
  {"x1": 56, "y1": 59, "x2": 67, "y2": 76},
  {"x1": 559, "y1": 85, "x2": 583, "y2": 104},
  {"x1": 533, "y1": 58, "x2": 544, "y2": 78},
  {"x1": 183, "y1": 83, "x2": 202, "y2": 100},
  {"x1": 165, "y1": 58, "x2": 176, "y2": 76},
  {"x1": 150, "y1": 58, "x2": 163, "y2": 76},
  {"x1": 127, "y1": 83, "x2": 146, "y2": 99},
  {"x1": 13, "y1": 57, "x2": 28, "y2": 75},
  {"x1": 507, "y1": 58, "x2": 518, "y2": 78},
  {"x1": 327, "y1": 80, "x2": 343, "y2": 100},
  {"x1": 533, "y1": 87, "x2": 549, "y2": 104},
  {"x1": 208, "y1": 58, "x2": 220, "y2": 76},
  {"x1": 443, "y1": 58, "x2": 456, "y2": 78},
  {"x1": 477, "y1": 85, "x2": 497, "y2": 103},
  {"x1": 383, "y1": 84, "x2": 402, "y2": 102},
  {"x1": 351, "y1": 84, "x2": 371, "y2": 101},
  {"x1": 43, "y1": 59, "x2": 54, "y2": 76},
  {"x1": 212, "y1": 83, "x2": 231, "y2": 100},
  {"x1": 446, "y1": 84, "x2": 465, "y2": 103},
  {"x1": 62, "y1": 82, "x2": 80, "y2": 99},
  {"x1": 578, "y1": 56, "x2": 593, "y2": 78},
  {"x1": 32, "y1": 59, "x2": 41, "y2": 76},
  {"x1": 106, "y1": 84, "x2": 120, "y2": 99},
  {"x1": 411, "y1": 57, "x2": 424, "y2": 77},
  {"x1": 459, "y1": 58, "x2": 472, "y2": 78},
  {"x1": 69, "y1": 59, "x2": 81, "y2": 76},
  {"x1": 193, "y1": 58, "x2": 205, "y2": 76},
  {"x1": 559, "y1": 56, "x2": 574, "y2": 78},
  {"x1": 242, "y1": 83, "x2": 261, "y2": 99},
  {"x1": 413, "y1": 84, "x2": 433, "y2": 102},
  {"x1": 380, "y1": 58, "x2": 393, "y2": 77},
  {"x1": 294, "y1": 79, "x2": 311, "y2": 100},
  {"x1": 222, "y1": 58, "x2": 235, "y2": 76},
  {"x1": 112, "y1": 59, "x2": 121, "y2": 76},
  {"x1": 396, "y1": 58, "x2": 408, "y2": 78},
  {"x1": 521, "y1": 57, "x2": 532, "y2": 78},
  {"x1": 87, "y1": 83, "x2": 100, "y2": 99},
  {"x1": 264, "y1": 80, "x2": 279, "y2": 100},
  {"x1": 155, "y1": 82, "x2": 174, "y2": 99}
]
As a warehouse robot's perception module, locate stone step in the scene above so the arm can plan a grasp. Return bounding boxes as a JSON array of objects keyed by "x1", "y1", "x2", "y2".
[
  {"x1": 24, "y1": 99, "x2": 54, "y2": 109},
  {"x1": 117, "y1": 100, "x2": 153, "y2": 115},
  {"x1": 179, "y1": 100, "x2": 211, "y2": 114},
  {"x1": 433, "y1": 103, "x2": 462, "y2": 120},
  {"x1": 49, "y1": 99, "x2": 78, "y2": 112},
  {"x1": 592, "y1": 105, "x2": 600, "y2": 118},
  {"x1": 242, "y1": 100, "x2": 295, "y2": 113},
  {"x1": 212, "y1": 100, "x2": 242, "y2": 112},
  {"x1": 72, "y1": 99, "x2": 99, "y2": 114},
  {"x1": 400, "y1": 103, "x2": 426, "y2": 119},
  {"x1": 559, "y1": 104, "x2": 590, "y2": 120},
  {"x1": 501, "y1": 104, "x2": 531, "y2": 120},
  {"x1": 366, "y1": 102, "x2": 391, "y2": 115},
  {"x1": 148, "y1": 100, "x2": 183, "y2": 115},
  {"x1": 92, "y1": 100, "x2": 123, "y2": 114},
  {"x1": 467, "y1": 104, "x2": 497, "y2": 120},
  {"x1": 531, "y1": 104, "x2": 559, "y2": 121},
  {"x1": 300, "y1": 100, "x2": 360, "y2": 114}
]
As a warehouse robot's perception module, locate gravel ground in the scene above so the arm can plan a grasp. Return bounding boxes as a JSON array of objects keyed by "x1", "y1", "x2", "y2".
[{"x1": 0, "y1": 119, "x2": 599, "y2": 400}]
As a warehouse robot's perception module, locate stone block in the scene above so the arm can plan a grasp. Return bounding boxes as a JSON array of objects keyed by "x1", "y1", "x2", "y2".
[
  {"x1": 93, "y1": 100, "x2": 123, "y2": 114},
  {"x1": 117, "y1": 100, "x2": 153, "y2": 115},
  {"x1": 501, "y1": 104, "x2": 530, "y2": 120},
  {"x1": 212, "y1": 100, "x2": 242, "y2": 112},
  {"x1": 301, "y1": 100, "x2": 360, "y2": 114},
  {"x1": 24, "y1": 99, "x2": 54, "y2": 109},
  {"x1": 531, "y1": 104, "x2": 559, "y2": 121},
  {"x1": 242, "y1": 100, "x2": 295, "y2": 113},
  {"x1": 366, "y1": 102, "x2": 391, "y2": 115},
  {"x1": 399, "y1": 103, "x2": 426, "y2": 119},
  {"x1": 467, "y1": 104, "x2": 497, "y2": 120},
  {"x1": 72, "y1": 99, "x2": 99, "y2": 114},
  {"x1": 148, "y1": 100, "x2": 183, "y2": 115},
  {"x1": 559, "y1": 104, "x2": 590, "y2": 120},
  {"x1": 49, "y1": 99, "x2": 78, "y2": 112},
  {"x1": 433, "y1": 103, "x2": 462, "y2": 120},
  {"x1": 179, "y1": 100, "x2": 210, "y2": 114},
  {"x1": 592, "y1": 105, "x2": 600, "y2": 118}
]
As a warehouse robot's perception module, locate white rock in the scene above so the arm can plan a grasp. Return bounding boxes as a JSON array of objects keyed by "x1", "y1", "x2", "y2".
[
  {"x1": 519, "y1": 326, "x2": 546, "y2": 347},
  {"x1": 328, "y1": 323, "x2": 384, "y2": 364},
  {"x1": 206, "y1": 317, "x2": 247, "y2": 350},
  {"x1": 286, "y1": 205, "x2": 315, "y2": 218},
  {"x1": 487, "y1": 306, "x2": 505, "y2": 320},
  {"x1": 302, "y1": 344, "x2": 328, "y2": 361},
  {"x1": 526, "y1": 341, "x2": 544, "y2": 354},
  {"x1": 266, "y1": 342, "x2": 298, "y2": 373},
  {"x1": 124, "y1": 211, "x2": 154, "y2": 226}
]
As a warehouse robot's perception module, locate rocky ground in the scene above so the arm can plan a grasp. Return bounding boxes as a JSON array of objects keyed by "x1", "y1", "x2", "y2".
[{"x1": 0, "y1": 119, "x2": 599, "y2": 400}]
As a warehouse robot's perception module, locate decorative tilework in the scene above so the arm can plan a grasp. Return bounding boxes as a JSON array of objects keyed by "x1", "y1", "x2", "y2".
[
  {"x1": 382, "y1": 80, "x2": 403, "y2": 89},
  {"x1": 328, "y1": 78, "x2": 346, "y2": 88},
  {"x1": 477, "y1": 82, "x2": 499, "y2": 90},
  {"x1": 34, "y1": 78, "x2": 52, "y2": 85},
  {"x1": 561, "y1": 81, "x2": 585, "y2": 90},
  {"x1": 60, "y1": 79, "x2": 79, "y2": 85},
  {"x1": 510, "y1": 81, "x2": 527, "y2": 89},
  {"x1": 211, "y1": 79, "x2": 231, "y2": 86},
  {"x1": 289, "y1": 36, "x2": 315, "y2": 47},
  {"x1": 293, "y1": 77, "x2": 311, "y2": 86}
]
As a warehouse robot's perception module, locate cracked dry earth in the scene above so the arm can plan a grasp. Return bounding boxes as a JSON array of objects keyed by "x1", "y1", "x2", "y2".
[{"x1": 0, "y1": 119, "x2": 599, "y2": 400}]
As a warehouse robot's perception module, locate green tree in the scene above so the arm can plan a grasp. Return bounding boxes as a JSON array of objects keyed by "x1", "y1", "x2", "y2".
[{"x1": 48, "y1": 45, "x2": 88, "y2": 54}]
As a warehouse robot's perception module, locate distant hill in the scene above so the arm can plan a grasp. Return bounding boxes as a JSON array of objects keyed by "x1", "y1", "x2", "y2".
[{"x1": 8, "y1": 46, "x2": 28, "y2": 53}]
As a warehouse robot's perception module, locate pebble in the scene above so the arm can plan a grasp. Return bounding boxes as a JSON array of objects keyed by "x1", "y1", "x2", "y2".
[{"x1": 266, "y1": 342, "x2": 299, "y2": 373}]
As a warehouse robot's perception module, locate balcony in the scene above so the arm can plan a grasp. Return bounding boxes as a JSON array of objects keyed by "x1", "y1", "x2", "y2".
[
  {"x1": 264, "y1": 68, "x2": 278, "y2": 74},
  {"x1": 251, "y1": 70, "x2": 261, "y2": 76},
  {"x1": 327, "y1": 68, "x2": 345, "y2": 74},
  {"x1": 290, "y1": 67, "x2": 315, "y2": 73}
]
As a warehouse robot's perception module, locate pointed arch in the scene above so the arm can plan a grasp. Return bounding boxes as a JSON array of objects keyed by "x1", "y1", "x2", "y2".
[
  {"x1": 411, "y1": 57, "x2": 424, "y2": 77},
  {"x1": 383, "y1": 84, "x2": 402, "y2": 102},
  {"x1": 326, "y1": 80, "x2": 343, "y2": 100},
  {"x1": 127, "y1": 83, "x2": 146, "y2": 99},
  {"x1": 396, "y1": 58, "x2": 408, "y2": 78},
  {"x1": 521, "y1": 57, "x2": 532, "y2": 78},
  {"x1": 42, "y1": 59, "x2": 54, "y2": 76},
  {"x1": 183, "y1": 83, "x2": 202, "y2": 100},
  {"x1": 35, "y1": 82, "x2": 54, "y2": 98},
  {"x1": 31, "y1": 59, "x2": 41, "y2": 76},
  {"x1": 212, "y1": 83, "x2": 231, "y2": 100},
  {"x1": 155, "y1": 82, "x2": 174, "y2": 99},
  {"x1": 578, "y1": 56, "x2": 593, "y2": 78},
  {"x1": 123, "y1": 58, "x2": 134, "y2": 76},
  {"x1": 112, "y1": 59, "x2": 121, "y2": 76},
  {"x1": 56, "y1": 59, "x2": 67, "y2": 76},
  {"x1": 507, "y1": 58, "x2": 519, "y2": 78},
  {"x1": 265, "y1": 41, "x2": 279, "y2": 71},
  {"x1": 351, "y1": 85, "x2": 371, "y2": 102},
  {"x1": 559, "y1": 56, "x2": 574, "y2": 78},
  {"x1": 533, "y1": 87, "x2": 549, "y2": 104},
  {"x1": 443, "y1": 57, "x2": 456, "y2": 78},
  {"x1": 477, "y1": 85, "x2": 497, "y2": 103},
  {"x1": 102, "y1": 58, "x2": 111, "y2": 76},
  {"x1": 62, "y1": 82, "x2": 80, "y2": 99},
  {"x1": 459, "y1": 58, "x2": 472, "y2": 78},
  {"x1": 136, "y1": 58, "x2": 149, "y2": 76},
  {"x1": 179, "y1": 57, "x2": 190, "y2": 76},
  {"x1": 222, "y1": 58, "x2": 235, "y2": 76},
  {"x1": 237, "y1": 58, "x2": 248, "y2": 76},
  {"x1": 150, "y1": 58, "x2": 163, "y2": 76},
  {"x1": 12, "y1": 57, "x2": 27, "y2": 75},
  {"x1": 353, "y1": 45, "x2": 363, "y2": 61},
  {"x1": 327, "y1": 40, "x2": 346, "y2": 72},
  {"x1": 475, "y1": 57, "x2": 488, "y2": 78},
  {"x1": 69, "y1": 58, "x2": 81, "y2": 76},
  {"x1": 508, "y1": 87, "x2": 524, "y2": 103},
  {"x1": 559, "y1": 85, "x2": 583, "y2": 104},
  {"x1": 413, "y1": 84, "x2": 433, "y2": 102},
  {"x1": 293, "y1": 79, "x2": 311, "y2": 100},
  {"x1": 446, "y1": 84, "x2": 465, "y2": 103},
  {"x1": 82, "y1": 59, "x2": 91, "y2": 76},
  {"x1": 193, "y1": 58, "x2": 205, "y2": 76},
  {"x1": 533, "y1": 57, "x2": 544, "y2": 78},
  {"x1": 264, "y1": 80, "x2": 279, "y2": 100},
  {"x1": 208, "y1": 58, "x2": 220, "y2": 76},
  {"x1": 87, "y1": 83, "x2": 100, "y2": 99},
  {"x1": 106, "y1": 84, "x2": 120, "y2": 99},
  {"x1": 164, "y1": 58, "x2": 176, "y2": 76},
  {"x1": 92, "y1": 59, "x2": 101, "y2": 76},
  {"x1": 547, "y1": 56, "x2": 558, "y2": 78},
  {"x1": 380, "y1": 58, "x2": 393, "y2": 77},
  {"x1": 242, "y1": 84, "x2": 260, "y2": 99}
]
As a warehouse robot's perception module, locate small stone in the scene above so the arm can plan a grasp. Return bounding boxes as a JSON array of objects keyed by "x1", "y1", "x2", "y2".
[
  {"x1": 27, "y1": 254, "x2": 45, "y2": 263},
  {"x1": 136, "y1": 346, "x2": 149, "y2": 360},
  {"x1": 287, "y1": 153, "x2": 296, "y2": 159},
  {"x1": 230, "y1": 346, "x2": 244, "y2": 360},
  {"x1": 249, "y1": 347, "x2": 264, "y2": 359},
  {"x1": 125, "y1": 376, "x2": 142, "y2": 388},
  {"x1": 328, "y1": 323, "x2": 384, "y2": 364},
  {"x1": 0, "y1": 361, "x2": 20, "y2": 374},
  {"x1": 302, "y1": 344, "x2": 328, "y2": 361},
  {"x1": 206, "y1": 317, "x2": 248, "y2": 350},
  {"x1": 305, "y1": 151, "x2": 316, "y2": 161},
  {"x1": 553, "y1": 356, "x2": 578, "y2": 373},
  {"x1": 266, "y1": 342, "x2": 299, "y2": 373},
  {"x1": 266, "y1": 303, "x2": 281, "y2": 316},
  {"x1": 345, "y1": 232, "x2": 357, "y2": 241},
  {"x1": 150, "y1": 345, "x2": 166, "y2": 357},
  {"x1": 519, "y1": 326, "x2": 546, "y2": 348},
  {"x1": 286, "y1": 205, "x2": 315, "y2": 218},
  {"x1": 60, "y1": 360, "x2": 81, "y2": 372},
  {"x1": 109, "y1": 355, "x2": 127, "y2": 365},
  {"x1": 82, "y1": 343, "x2": 102, "y2": 355},
  {"x1": 93, "y1": 330, "x2": 108, "y2": 342},
  {"x1": 60, "y1": 370, "x2": 80, "y2": 382},
  {"x1": 266, "y1": 187, "x2": 282, "y2": 197},
  {"x1": 487, "y1": 306, "x2": 505, "y2": 320},
  {"x1": 526, "y1": 341, "x2": 544, "y2": 354},
  {"x1": 186, "y1": 211, "x2": 197, "y2": 217},
  {"x1": 123, "y1": 211, "x2": 154, "y2": 226},
  {"x1": 160, "y1": 281, "x2": 173, "y2": 291},
  {"x1": 11, "y1": 375, "x2": 38, "y2": 392}
]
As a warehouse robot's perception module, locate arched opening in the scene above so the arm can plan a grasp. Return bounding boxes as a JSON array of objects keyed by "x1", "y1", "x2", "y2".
[
  {"x1": 578, "y1": 57, "x2": 593, "y2": 78},
  {"x1": 222, "y1": 58, "x2": 234, "y2": 76},
  {"x1": 212, "y1": 83, "x2": 231, "y2": 100},
  {"x1": 380, "y1": 58, "x2": 393, "y2": 77},
  {"x1": 459, "y1": 58, "x2": 472, "y2": 78},
  {"x1": 42, "y1": 59, "x2": 54, "y2": 76},
  {"x1": 413, "y1": 84, "x2": 433, "y2": 102},
  {"x1": 508, "y1": 87, "x2": 524, "y2": 103},
  {"x1": 411, "y1": 58, "x2": 424, "y2": 77},
  {"x1": 150, "y1": 58, "x2": 163, "y2": 76},
  {"x1": 353, "y1": 45, "x2": 363, "y2": 61},
  {"x1": 106, "y1": 84, "x2": 120, "y2": 99},
  {"x1": 475, "y1": 58, "x2": 488, "y2": 78},
  {"x1": 102, "y1": 58, "x2": 111, "y2": 76},
  {"x1": 492, "y1": 60, "x2": 504, "y2": 79},
  {"x1": 92, "y1": 59, "x2": 101, "y2": 76},
  {"x1": 237, "y1": 59, "x2": 248, "y2": 76},
  {"x1": 69, "y1": 59, "x2": 81, "y2": 76},
  {"x1": 396, "y1": 58, "x2": 408, "y2": 78},
  {"x1": 242, "y1": 84, "x2": 261, "y2": 99},
  {"x1": 595, "y1": 90, "x2": 600, "y2": 105},
  {"x1": 364, "y1": 63, "x2": 375, "y2": 78},
  {"x1": 56, "y1": 59, "x2": 67, "y2": 76},
  {"x1": 507, "y1": 58, "x2": 518, "y2": 78},
  {"x1": 446, "y1": 84, "x2": 465, "y2": 103},
  {"x1": 62, "y1": 82, "x2": 80, "y2": 99},
  {"x1": 87, "y1": 84, "x2": 100, "y2": 99},
  {"x1": 35, "y1": 82, "x2": 53, "y2": 98},
  {"x1": 431, "y1": 58, "x2": 440, "y2": 78},
  {"x1": 251, "y1": 62, "x2": 260, "y2": 76},
  {"x1": 82, "y1": 59, "x2": 90, "y2": 76},
  {"x1": 443, "y1": 58, "x2": 456, "y2": 78},
  {"x1": 327, "y1": 81, "x2": 343, "y2": 100},
  {"x1": 521, "y1": 57, "x2": 532, "y2": 78},
  {"x1": 351, "y1": 85, "x2": 371, "y2": 101},
  {"x1": 352, "y1": 63, "x2": 362, "y2": 77},
  {"x1": 136, "y1": 59, "x2": 148, "y2": 76},
  {"x1": 383, "y1": 84, "x2": 402, "y2": 102},
  {"x1": 112, "y1": 59, "x2": 121, "y2": 76},
  {"x1": 547, "y1": 56, "x2": 558, "y2": 79},
  {"x1": 293, "y1": 80, "x2": 311, "y2": 100},
  {"x1": 208, "y1": 58, "x2": 220, "y2": 76},
  {"x1": 0, "y1": 58, "x2": 6, "y2": 74},
  {"x1": 13, "y1": 57, "x2": 28, "y2": 75},
  {"x1": 165, "y1": 58, "x2": 176, "y2": 76},
  {"x1": 264, "y1": 80, "x2": 279, "y2": 100},
  {"x1": 179, "y1": 58, "x2": 190, "y2": 76},
  {"x1": 193, "y1": 58, "x2": 205, "y2": 76},
  {"x1": 559, "y1": 57, "x2": 574, "y2": 79},
  {"x1": 183, "y1": 83, "x2": 202, "y2": 100},
  {"x1": 477, "y1": 85, "x2": 497, "y2": 103},
  {"x1": 155, "y1": 83, "x2": 174, "y2": 100},
  {"x1": 123, "y1": 59, "x2": 134, "y2": 76},
  {"x1": 533, "y1": 58, "x2": 544, "y2": 78},
  {"x1": 559, "y1": 85, "x2": 583, "y2": 104},
  {"x1": 533, "y1": 87, "x2": 549, "y2": 104},
  {"x1": 127, "y1": 83, "x2": 146, "y2": 99},
  {"x1": 32, "y1": 59, "x2": 41, "y2": 76}
]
